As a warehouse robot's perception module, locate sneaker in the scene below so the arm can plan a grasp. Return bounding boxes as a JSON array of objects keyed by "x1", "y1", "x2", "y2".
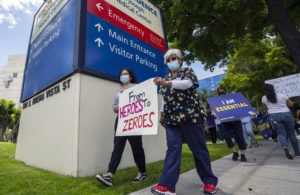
[
  {"x1": 151, "y1": 184, "x2": 176, "y2": 195},
  {"x1": 252, "y1": 141, "x2": 259, "y2": 147},
  {"x1": 132, "y1": 172, "x2": 147, "y2": 183},
  {"x1": 240, "y1": 154, "x2": 247, "y2": 162},
  {"x1": 232, "y1": 152, "x2": 239, "y2": 161},
  {"x1": 96, "y1": 173, "x2": 113, "y2": 187},
  {"x1": 283, "y1": 148, "x2": 294, "y2": 160},
  {"x1": 295, "y1": 153, "x2": 300, "y2": 158},
  {"x1": 204, "y1": 183, "x2": 217, "y2": 194}
]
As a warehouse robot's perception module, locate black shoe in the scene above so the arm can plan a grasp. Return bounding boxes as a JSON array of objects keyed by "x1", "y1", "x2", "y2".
[
  {"x1": 252, "y1": 141, "x2": 259, "y2": 147},
  {"x1": 96, "y1": 173, "x2": 113, "y2": 186},
  {"x1": 132, "y1": 172, "x2": 147, "y2": 183},
  {"x1": 232, "y1": 152, "x2": 239, "y2": 161},
  {"x1": 284, "y1": 148, "x2": 293, "y2": 160},
  {"x1": 240, "y1": 154, "x2": 247, "y2": 162}
]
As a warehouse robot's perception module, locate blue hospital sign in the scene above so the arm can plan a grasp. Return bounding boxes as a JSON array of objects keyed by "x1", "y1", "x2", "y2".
[
  {"x1": 206, "y1": 93, "x2": 256, "y2": 122},
  {"x1": 21, "y1": 0, "x2": 76, "y2": 102},
  {"x1": 85, "y1": 0, "x2": 167, "y2": 82},
  {"x1": 21, "y1": 0, "x2": 167, "y2": 102}
]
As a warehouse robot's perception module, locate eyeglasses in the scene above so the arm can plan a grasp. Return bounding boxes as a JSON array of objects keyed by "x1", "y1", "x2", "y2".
[
  {"x1": 166, "y1": 57, "x2": 178, "y2": 63},
  {"x1": 120, "y1": 73, "x2": 129, "y2": 76}
]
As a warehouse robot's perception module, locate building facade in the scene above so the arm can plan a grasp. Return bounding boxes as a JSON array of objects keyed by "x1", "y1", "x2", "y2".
[
  {"x1": 197, "y1": 69, "x2": 226, "y2": 93},
  {"x1": 0, "y1": 54, "x2": 26, "y2": 107}
]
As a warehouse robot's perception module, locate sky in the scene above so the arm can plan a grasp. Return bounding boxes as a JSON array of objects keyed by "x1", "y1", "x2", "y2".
[
  {"x1": 0, "y1": 0, "x2": 43, "y2": 68},
  {"x1": 0, "y1": 0, "x2": 224, "y2": 76}
]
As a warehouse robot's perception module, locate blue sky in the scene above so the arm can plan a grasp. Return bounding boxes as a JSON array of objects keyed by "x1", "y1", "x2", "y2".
[
  {"x1": 0, "y1": 0, "x2": 224, "y2": 76},
  {"x1": 0, "y1": 0, "x2": 43, "y2": 68}
]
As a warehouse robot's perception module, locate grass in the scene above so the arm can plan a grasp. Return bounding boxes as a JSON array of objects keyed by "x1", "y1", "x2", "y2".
[{"x1": 0, "y1": 142, "x2": 232, "y2": 194}]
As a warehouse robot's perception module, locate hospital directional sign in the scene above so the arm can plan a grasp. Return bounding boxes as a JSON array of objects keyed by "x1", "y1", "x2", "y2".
[
  {"x1": 85, "y1": 0, "x2": 167, "y2": 82},
  {"x1": 21, "y1": 0, "x2": 167, "y2": 102}
]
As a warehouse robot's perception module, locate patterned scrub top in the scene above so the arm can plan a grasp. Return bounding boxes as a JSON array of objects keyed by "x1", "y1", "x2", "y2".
[{"x1": 159, "y1": 67, "x2": 202, "y2": 125}]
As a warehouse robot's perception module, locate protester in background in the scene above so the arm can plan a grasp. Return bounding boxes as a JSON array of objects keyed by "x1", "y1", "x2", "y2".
[
  {"x1": 241, "y1": 116, "x2": 258, "y2": 148},
  {"x1": 206, "y1": 110, "x2": 218, "y2": 144},
  {"x1": 96, "y1": 68, "x2": 147, "y2": 186},
  {"x1": 257, "y1": 109, "x2": 266, "y2": 118},
  {"x1": 297, "y1": 109, "x2": 300, "y2": 121},
  {"x1": 295, "y1": 109, "x2": 300, "y2": 135},
  {"x1": 216, "y1": 86, "x2": 247, "y2": 162},
  {"x1": 262, "y1": 83, "x2": 300, "y2": 159},
  {"x1": 151, "y1": 49, "x2": 218, "y2": 195},
  {"x1": 215, "y1": 117, "x2": 224, "y2": 143}
]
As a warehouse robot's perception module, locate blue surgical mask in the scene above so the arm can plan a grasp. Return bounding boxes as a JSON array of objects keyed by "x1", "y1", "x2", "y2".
[
  {"x1": 167, "y1": 60, "x2": 180, "y2": 71},
  {"x1": 120, "y1": 74, "x2": 130, "y2": 84}
]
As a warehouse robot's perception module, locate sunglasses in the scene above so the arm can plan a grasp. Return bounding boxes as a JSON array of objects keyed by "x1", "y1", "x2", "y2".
[{"x1": 166, "y1": 57, "x2": 178, "y2": 63}]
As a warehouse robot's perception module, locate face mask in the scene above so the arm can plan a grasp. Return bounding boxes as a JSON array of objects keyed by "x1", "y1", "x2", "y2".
[
  {"x1": 120, "y1": 74, "x2": 130, "y2": 84},
  {"x1": 167, "y1": 60, "x2": 180, "y2": 71}
]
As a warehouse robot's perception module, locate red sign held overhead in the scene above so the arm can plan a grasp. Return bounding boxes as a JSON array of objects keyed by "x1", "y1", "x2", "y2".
[{"x1": 87, "y1": 0, "x2": 166, "y2": 52}]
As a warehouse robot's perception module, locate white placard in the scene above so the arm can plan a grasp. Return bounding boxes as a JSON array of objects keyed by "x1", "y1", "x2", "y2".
[
  {"x1": 116, "y1": 78, "x2": 158, "y2": 136},
  {"x1": 265, "y1": 73, "x2": 300, "y2": 97}
]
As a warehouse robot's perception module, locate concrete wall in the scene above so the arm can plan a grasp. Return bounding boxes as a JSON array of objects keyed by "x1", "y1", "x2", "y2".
[{"x1": 15, "y1": 73, "x2": 167, "y2": 177}]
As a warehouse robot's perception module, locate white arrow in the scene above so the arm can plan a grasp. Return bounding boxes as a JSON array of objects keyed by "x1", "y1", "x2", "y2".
[
  {"x1": 96, "y1": 3, "x2": 104, "y2": 12},
  {"x1": 95, "y1": 38, "x2": 104, "y2": 47},
  {"x1": 94, "y1": 23, "x2": 104, "y2": 32}
]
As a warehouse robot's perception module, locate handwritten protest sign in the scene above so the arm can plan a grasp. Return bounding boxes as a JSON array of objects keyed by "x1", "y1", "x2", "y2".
[
  {"x1": 206, "y1": 93, "x2": 256, "y2": 122},
  {"x1": 116, "y1": 78, "x2": 158, "y2": 136},
  {"x1": 265, "y1": 73, "x2": 300, "y2": 97}
]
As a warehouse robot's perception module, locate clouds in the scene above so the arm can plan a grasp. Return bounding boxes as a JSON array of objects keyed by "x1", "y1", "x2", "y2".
[{"x1": 0, "y1": 0, "x2": 43, "y2": 28}]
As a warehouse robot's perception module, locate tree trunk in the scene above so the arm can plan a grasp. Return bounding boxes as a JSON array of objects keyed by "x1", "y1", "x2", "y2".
[
  {"x1": 265, "y1": 0, "x2": 300, "y2": 71},
  {"x1": 0, "y1": 128, "x2": 4, "y2": 142}
]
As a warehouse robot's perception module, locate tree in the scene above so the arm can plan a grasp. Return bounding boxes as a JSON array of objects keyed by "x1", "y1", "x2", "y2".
[
  {"x1": 0, "y1": 99, "x2": 20, "y2": 142},
  {"x1": 219, "y1": 36, "x2": 297, "y2": 108},
  {"x1": 153, "y1": 0, "x2": 300, "y2": 71}
]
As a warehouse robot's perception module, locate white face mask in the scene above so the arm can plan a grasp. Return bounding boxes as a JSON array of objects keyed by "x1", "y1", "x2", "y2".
[
  {"x1": 120, "y1": 74, "x2": 130, "y2": 84},
  {"x1": 167, "y1": 60, "x2": 180, "y2": 71}
]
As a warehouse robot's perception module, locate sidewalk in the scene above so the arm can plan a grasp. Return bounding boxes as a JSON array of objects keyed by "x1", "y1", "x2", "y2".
[{"x1": 130, "y1": 136, "x2": 300, "y2": 195}]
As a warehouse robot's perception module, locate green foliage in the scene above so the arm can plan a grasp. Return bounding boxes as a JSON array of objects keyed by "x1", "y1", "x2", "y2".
[
  {"x1": 152, "y1": 0, "x2": 300, "y2": 70},
  {"x1": 0, "y1": 142, "x2": 231, "y2": 194},
  {"x1": 153, "y1": 0, "x2": 268, "y2": 68},
  {"x1": 220, "y1": 36, "x2": 297, "y2": 108},
  {"x1": 0, "y1": 99, "x2": 21, "y2": 141}
]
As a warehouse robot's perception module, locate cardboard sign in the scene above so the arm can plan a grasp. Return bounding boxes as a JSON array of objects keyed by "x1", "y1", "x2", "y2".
[
  {"x1": 265, "y1": 73, "x2": 300, "y2": 97},
  {"x1": 116, "y1": 78, "x2": 158, "y2": 136},
  {"x1": 206, "y1": 93, "x2": 256, "y2": 122}
]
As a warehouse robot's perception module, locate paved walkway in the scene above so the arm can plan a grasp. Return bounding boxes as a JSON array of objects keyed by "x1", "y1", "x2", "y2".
[{"x1": 130, "y1": 136, "x2": 300, "y2": 195}]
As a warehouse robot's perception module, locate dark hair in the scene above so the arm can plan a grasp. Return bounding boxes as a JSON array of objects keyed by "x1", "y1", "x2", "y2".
[
  {"x1": 206, "y1": 110, "x2": 212, "y2": 116},
  {"x1": 217, "y1": 86, "x2": 226, "y2": 95},
  {"x1": 118, "y1": 68, "x2": 138, "y2": 84},
  {"x1": 263, "y1": 83, "x2": 277, "y2": 103}
]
